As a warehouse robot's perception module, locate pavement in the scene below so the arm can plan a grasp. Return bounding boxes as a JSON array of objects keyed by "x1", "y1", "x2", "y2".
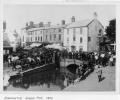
[
  {"x1": 3, "y1": 62, "x2": 12, "y2": 74},
  {"x1": 64, "y1": 66, "x2": 115, "y2": 91},
  {"x1": 3, "y1": 62, "x2": 115, "y2": 91},
  {"x1": 3, "y1": 62, "x2": 19, "y2": 77}
]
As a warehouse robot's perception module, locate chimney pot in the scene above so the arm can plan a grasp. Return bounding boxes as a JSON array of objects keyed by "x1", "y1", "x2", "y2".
[
  {"x1": 26, "y1": 22, "x2": 28, "y2": 26},
  {"x1": 61, "y1": 20, "x2": 65, "y2": 25},
  {"x1": 93, "y1": 12, "x2": 98, "y2": 19},
  {"x1": 29, "y1": 21, "x2": 34, "y2": 27},
  {"x1": 39, "y1": 22, "x2": 44, "y2": 27},
  {"x1": 71, "y1": 16, "x2": 75, "y2": 22},
  {"x1": 3, "y1": 21, "x2": 6, "y2": 31},
  {"x1": 48, "y1": 22, "x2": 51, "y2": 27}
]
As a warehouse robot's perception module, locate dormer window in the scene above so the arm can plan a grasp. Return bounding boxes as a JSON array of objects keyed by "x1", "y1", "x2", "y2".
[{"x1": 99, "y1": 29, "x2": 103, "y2": 36}]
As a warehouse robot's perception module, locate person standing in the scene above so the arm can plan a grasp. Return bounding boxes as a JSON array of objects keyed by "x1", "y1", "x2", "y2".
[
  {"x1": 109, "y1": 55, "x2": 114, "y2": 67},
  {"x1": 100, "y1": 52, "x2": 105, "y2": 67},
  {"x1": 8, "y1": 54, "x2": 11, "y2": 67},
  {"x1": 95, "y1": 53, "x2": 99, "y2": 65},
  {"x1": 95, "y1": 64, "x2": 103, "y2": 82}
]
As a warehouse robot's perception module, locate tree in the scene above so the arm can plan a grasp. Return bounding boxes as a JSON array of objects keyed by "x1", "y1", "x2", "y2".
[{"x1": 105, "y1": 19, "x2": 116, "y2": 43}]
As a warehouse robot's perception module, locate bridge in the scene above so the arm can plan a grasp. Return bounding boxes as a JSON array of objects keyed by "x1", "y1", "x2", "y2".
[
  {"x1": 60, "y1": 59, "x2": 83, "y2": 73},
  {"x1": 60, "y1": 58, "x2": 83, "y2": 67}
]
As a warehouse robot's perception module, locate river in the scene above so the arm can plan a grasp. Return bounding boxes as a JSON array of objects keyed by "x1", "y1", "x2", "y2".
[{"x1": 5, "y1": 66, "x2": 77, "y2": 91}]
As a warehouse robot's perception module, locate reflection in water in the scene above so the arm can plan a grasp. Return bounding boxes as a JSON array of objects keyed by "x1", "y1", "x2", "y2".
[{"x1": 7, "y1": 67, "x2": 77, "y2": 91}]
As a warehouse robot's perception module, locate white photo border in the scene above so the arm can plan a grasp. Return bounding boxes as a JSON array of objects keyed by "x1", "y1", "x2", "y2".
[{"x1": 0, "y1": 0, "x2": 120, "y2": 99}]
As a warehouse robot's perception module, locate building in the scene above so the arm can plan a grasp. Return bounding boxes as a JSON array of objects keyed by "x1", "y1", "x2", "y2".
[
  {"x1": 21, "y1": 21, "x2": 44, "y2": 47},
  {"x1": 21, "y1": 12, "x2": 104, "y2": 52},
  {"x1": 43, "y1": 21, "x2": 67, "y2": 45},
  {"x1": 63, "y1": 13, "x2": 104, "y2": 52},
  {"x1": 3, "y1": 21, "x2": 13, "y2": 55},
  {"x1": 21, "y1": 20, "x2": 67, "y2": 47}
]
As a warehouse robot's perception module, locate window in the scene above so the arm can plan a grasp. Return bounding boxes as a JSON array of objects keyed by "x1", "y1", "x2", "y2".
[
  {"x1": 99, "y1": 29, "x2": 103, "y2": 36},
  {"x1": 55, "y1": 29, "x2": 58, "y2": 33},
  {"x1": 80, "y1": 37, "x2": 83, "y2": 43},
  {"x1": 88, "y1": 36, "x2": 91, "y2": 42},
  {"x1": 30, "y1": 32, "x2": 32, "y2": 35},
  {"x1": 27, "y1": 37, "x2": 29, "y2": 42},
  {"x1": 79, "y1": 46, "x2": 83, "y2": 51},
  {"x1": 71, "y1": 46, "x2": 76, "y2": 52},
  {"x1": 35, "y1": 31, "x2": 37, "y2": 35},
  {"x1": 28, "y1": 32, "x2": 31, "y2": 35},
  {"x1": 46, "y1": 35, "x2": 48, "y2": 40},
  {"x1": 59, "y1": 34, "x2": 61, "y2": 40},
  {"x1": 73, "y1": 36, "x2": 76, "y2": 41},
  {"x1": 67, "y1": 37, "x2": 69, "y2": 43},
  {"x1": 80, "y1": 28, "x2": 82, "y2": 34},
  {"x1": 23, "y1": 36, "x2": 24, "y2": 42},
  {"x1": 50, "y1": 34, "x2": 52, "y2": 41},
  {"x1": 67, "y1": 29, "x2": 69, "y2": 35},
  {"x1": 38, "y1": 37, "x2": 39, "y2": 41},
  {"x1": 35, "y1": 37, "x2": 37, "y2": 41},
  {"x1": 38, "y1": 37, "x2": 40, "y2": 41},
  {"x1": 99, "y1": 29, "x2": 102, "y2": 33},
  {"x1": 73, "y1": 28, "x2": 76, "y2": 33},
  {"x1": 59, "y1": 29, "x2": 62, "y2": 32},
  {"x1": 41, "y1": 37, "x2": 42, "y2": 42},
  {"x1": 53, "y1": 29, "x2": 55, "y2": 33},
  {"x1": 54, "y1": 34, "x2": 56, "y2": 40},
  {"x1": 28, "y1": 32, "x2": 30, "y2": 35},
  {"x1": 73, "y1": 28, "x2": 76, "y2": 41}
]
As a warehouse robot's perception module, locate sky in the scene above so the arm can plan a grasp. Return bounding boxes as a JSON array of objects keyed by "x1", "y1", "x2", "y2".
[{"x1": 3, "y1": 4, "x2": 116, "y2": 41}]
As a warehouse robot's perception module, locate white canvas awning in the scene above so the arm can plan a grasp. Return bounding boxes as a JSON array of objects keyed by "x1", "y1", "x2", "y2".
[
  {"x1": 24, "y1": 46, "x2": 32, "y2": 50},
  {"x1": 45, "y1": 43, "x2": 66, "y2": 50},
  {"x1": 30, "y1": 43, "x2": 41, "y2": 48}
]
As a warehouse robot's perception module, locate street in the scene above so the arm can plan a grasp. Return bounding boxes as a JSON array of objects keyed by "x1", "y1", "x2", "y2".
[{"x1": 64, "y1": 66, "x2": 115, "y2": 91}]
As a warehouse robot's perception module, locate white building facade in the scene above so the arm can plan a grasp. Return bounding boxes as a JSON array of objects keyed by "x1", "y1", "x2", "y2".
[
  {"x1": 21, "y1": 22, "x2": 44, "y2": 47},
  {"x1": 21, "y1": 13, "x2": 104, "y2": 52},
  {"x1": 21, "y1": 21, "x2": 66, "y2": 47},
  {"x1": 63, "y1": 16, "x2": 104, "y2": 52}
]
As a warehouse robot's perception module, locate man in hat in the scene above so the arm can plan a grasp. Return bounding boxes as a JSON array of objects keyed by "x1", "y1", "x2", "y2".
[{"x1": 95, "y1": 64, "x2": 103, "y2": 82}]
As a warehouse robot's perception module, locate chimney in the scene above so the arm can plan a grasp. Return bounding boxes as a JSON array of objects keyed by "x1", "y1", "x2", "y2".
[
  {"x1": 48, "y1": 22, "x2": 51, "y2": 27},
  {"x1": 61, "y1": 20, "x2": 65, "y2": 25},
  {"x1": 26, "y1": 22, "x2": 28, "y2": 27},
  {"x1": 39, "y1": 22, "x2": 44, "y2": 27},
  {"x1": 3, "y1": 21, "x2": 6, "y2": 31},
  {"x1": 71, "y1": 16, "x2": 75, "y2": 22},
  {"x1": 29, "y1": 21, "x2": 34, "y2": 27},
  {"x1": 93, "y1": 12, "x2": 98, "y2": 19}
]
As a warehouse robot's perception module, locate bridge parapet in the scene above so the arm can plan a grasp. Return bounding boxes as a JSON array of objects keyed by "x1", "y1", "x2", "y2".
[{"x1": 60, "y1": 59, "x2": 83, "y2": 67}]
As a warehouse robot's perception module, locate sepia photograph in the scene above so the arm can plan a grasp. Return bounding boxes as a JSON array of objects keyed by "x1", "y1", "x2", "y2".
[{"x1": 3, "y1": 4, "x2": 116, "y2": 91}]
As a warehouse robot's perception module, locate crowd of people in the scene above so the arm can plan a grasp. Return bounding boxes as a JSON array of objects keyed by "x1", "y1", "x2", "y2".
[
  {"x1": 6, "y1": 47, "x2": 60, "y2": 71},
  {"x1": 61, "y1": 49, "x2": 116, "y2": 82},
  {"x1": 4, "y1": 45, "x2": 116, "y2": 82}
]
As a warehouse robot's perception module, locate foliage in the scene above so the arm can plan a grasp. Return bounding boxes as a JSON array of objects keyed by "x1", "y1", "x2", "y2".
[{"x1": 105, "y1": 19, "x2": 116, "y2": 43}]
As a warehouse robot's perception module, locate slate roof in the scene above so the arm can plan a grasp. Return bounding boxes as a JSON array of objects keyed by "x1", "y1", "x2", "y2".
[
  {"x1": 27, "y1": 24, "x2": 69, "y2": 31},
  {"x1": 3, "y1": 40, "x2": 11, "y2": 47},
  {"x1": 22, "y1": 19, "x2": 103, "y2": 31},
  {"x1": 66, "y1": 19, "x2": 94, "y2": 28}
]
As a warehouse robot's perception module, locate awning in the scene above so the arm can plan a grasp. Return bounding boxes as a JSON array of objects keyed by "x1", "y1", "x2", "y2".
[
  {"x1": 45, "y1": 43, "x2": 66, "y2": 50},
  {"x1": 110, "y1": 43, "x2": 116, "y2": 46},
  {"x1": 24, "y1": 46, "x2": 32, "y2": 50},
  {"x1": 30, "y1": 43, "x2": 41, "y2": 48}
]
